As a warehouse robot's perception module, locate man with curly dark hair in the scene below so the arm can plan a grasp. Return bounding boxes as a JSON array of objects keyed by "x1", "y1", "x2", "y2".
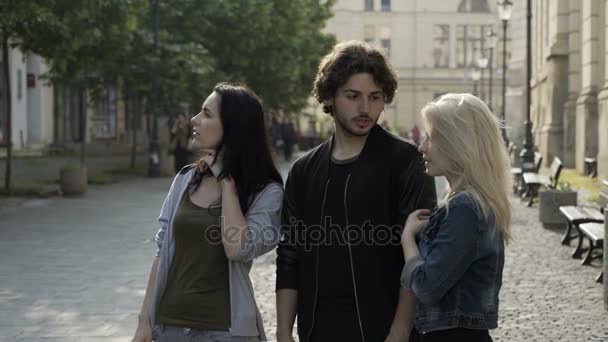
[{"x1": 276, "y1": 41, "x2": 436, "y2": 342}]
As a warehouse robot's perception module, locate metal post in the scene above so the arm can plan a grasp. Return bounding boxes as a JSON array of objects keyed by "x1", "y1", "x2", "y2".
[
  {"x1": 502, "y1": 19, "x2": 509, "y2": 145},
  {"x1": 147, "y1": 0, "x2": 161, "y2": 177},
  {"x1": 480, "y1": 64, "x2": 486, "y2": 102},
  {"x1": 520, "y1": 0, "x2": 535, "y2": 172},
  {"x1": 489, "y1": 46, "x2": 494, "y2": 110}
]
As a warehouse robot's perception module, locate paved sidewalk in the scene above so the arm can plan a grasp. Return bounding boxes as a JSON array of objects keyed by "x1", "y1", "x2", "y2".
[
  {"x1": 0, "y1": 177, "x2": 168, "y2": 342},
  {"x1": 0, "y1": 170, "x2": 606, "y2": 341}
]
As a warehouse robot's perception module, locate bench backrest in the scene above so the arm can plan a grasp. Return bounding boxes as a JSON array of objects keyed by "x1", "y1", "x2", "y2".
[
  {"x1": 548, "y1": 157, "x2": 563, "y2": 189},
  {"x1": 599, "y1": 180, "x2": 608, "y2": 212},
  {"x1": 534, "y1": 152, "x2": 543, "y2": 173}
]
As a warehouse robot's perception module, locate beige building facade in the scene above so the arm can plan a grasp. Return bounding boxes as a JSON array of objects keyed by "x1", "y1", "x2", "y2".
[
  {"x1": 529, "y1": 0, "x2": 608, "y2": 179},
  {"x1": 0, "y1": 47, "x2": 142, "y2": 155},
  {"x1": 315, "y1": 0, "x2": 503, "y2": 137},
  {"x1": 0, "y1": 48, "x2": 55, "y2": 153}
]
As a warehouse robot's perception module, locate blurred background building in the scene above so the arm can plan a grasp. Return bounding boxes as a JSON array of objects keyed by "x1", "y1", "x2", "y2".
[
  {"x1": 2, "y1": 0, "x2": 607, "y2": 180},
  {"x1": 308, "y1": 0, "x2": 504, "y2": 138},
  {"x1": 526, "y1": 0, "x2": 608, "y2": 179}
]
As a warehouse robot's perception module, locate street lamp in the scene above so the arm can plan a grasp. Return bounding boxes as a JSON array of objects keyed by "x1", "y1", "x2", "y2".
[
  {"x1": 486, "y1": 28, "x2": 498, "y2": 111},
  {"x1": 498, "y1": 0, "x2": 513, "y2": 145},
  {"x1": 471, "y1": 68, "x2": 481, "y2": 97},
  {"x1": 477, "y1": 54, "x2": 489, "y2": 102},
  {"x1": 520, "y1": 0, "x2": 535, "y2": 172}
]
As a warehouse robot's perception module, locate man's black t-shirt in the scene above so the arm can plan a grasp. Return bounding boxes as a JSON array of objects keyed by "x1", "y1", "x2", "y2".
[{"x1": 311, "y1": 155, "x2": 363, "y2": 342}]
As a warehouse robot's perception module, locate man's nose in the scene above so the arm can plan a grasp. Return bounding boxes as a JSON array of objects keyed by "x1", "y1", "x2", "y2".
[{"x1": 359, "y1": 98, "x2": 370, "y2": 114}]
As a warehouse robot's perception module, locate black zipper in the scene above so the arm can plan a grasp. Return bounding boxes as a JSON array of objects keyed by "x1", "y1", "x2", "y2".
[
  {"x1": 344, "y1": 174, "x2": 366, "y2": 342},
  {"x1": 305, "y1": 178, "x2": 331, "y2": 342}
]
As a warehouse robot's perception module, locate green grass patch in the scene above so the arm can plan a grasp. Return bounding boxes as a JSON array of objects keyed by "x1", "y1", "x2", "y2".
[
  {"x1": 87, "y1": 165, "x2": 146, "y2": 185},
  {"x1": 104, "y1": 165, "x2": 147, "y2": 177},
  {"x1": 0, "y1": 182, "x2": 58, "y2": 197},
  {"x1": 559, "y1": 169, "x2": 601, "y2": 203},
  {"x1": 87, "y1": 173, "x2": 117, "y2": 185}
]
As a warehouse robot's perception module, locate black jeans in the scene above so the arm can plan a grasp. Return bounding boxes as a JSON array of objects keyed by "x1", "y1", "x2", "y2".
[{"x1": 414, "y1": 328, "x2": 493, "y2": 342}]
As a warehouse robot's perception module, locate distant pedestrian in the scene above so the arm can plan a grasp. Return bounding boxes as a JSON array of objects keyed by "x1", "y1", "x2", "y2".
[
  {"x1": 401, "y1": 93, "x2": 512, "y2": 342},
  {"x1": 411, "y1": 125, "x2": 421, "y2": 146},
  {"x1": 170, "y1": 113, "x2": 192, "y2": 173},
  {"x1": 271, "y1": 116, "x2": 282, "y2": 155},
  {"x1": 280, "y1": 119, "x2": 296, "y2": 161},
  {"x1": 132, "y1": 83, "x2": 284, "y2": 342}
]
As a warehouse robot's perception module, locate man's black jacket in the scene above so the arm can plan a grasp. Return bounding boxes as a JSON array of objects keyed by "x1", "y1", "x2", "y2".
[{"x1": 276, "y1": 124, "x2": 437, "y2": 341}]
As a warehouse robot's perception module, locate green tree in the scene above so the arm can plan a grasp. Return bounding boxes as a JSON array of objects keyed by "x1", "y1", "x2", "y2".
[
  {"x1": 44, "y1": 0, "x2": 135, "y2": 166},
  {"x1": 194, "y1": 0, "x2": 336, "y2": 113}
]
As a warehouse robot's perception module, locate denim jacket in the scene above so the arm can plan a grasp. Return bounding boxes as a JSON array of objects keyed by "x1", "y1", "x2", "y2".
[{"x1": 401, "y1": 193, "x2": 505, "y2": 334}]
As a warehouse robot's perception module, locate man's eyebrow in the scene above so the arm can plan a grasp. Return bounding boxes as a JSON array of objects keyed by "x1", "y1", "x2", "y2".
[{"x1": 343, "y1": 89, "x2": 383, "y2": 94}]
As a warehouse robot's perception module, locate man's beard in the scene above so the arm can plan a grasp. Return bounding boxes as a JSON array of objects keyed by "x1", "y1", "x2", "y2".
[{"x1": 333, "y1": 110, "x2": 375, "y2": 137}]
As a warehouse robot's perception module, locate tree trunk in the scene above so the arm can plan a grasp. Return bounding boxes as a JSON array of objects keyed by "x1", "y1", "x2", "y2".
[
  {"x1": 2, "y1": 32, "x2": 12, "y2": 194},
  {"x1": 129, "y1": 90, "x2": 138, "y2": 170},
  {"x1": 79, "y1": 85, "x2": 86, "y2": 166},
  {"x1": 52, "y1": 84, "x2": 59, "y2": 147}
]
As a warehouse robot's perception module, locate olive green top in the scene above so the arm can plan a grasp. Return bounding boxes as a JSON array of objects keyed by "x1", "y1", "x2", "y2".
[{"x1": 157, "y1": 194, "x2": 230, "y2": 331}]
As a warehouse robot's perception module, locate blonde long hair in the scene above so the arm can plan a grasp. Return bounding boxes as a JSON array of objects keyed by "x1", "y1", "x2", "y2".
[{"x1": 421, "y1": 93, "x2": 512, "y2": 242}]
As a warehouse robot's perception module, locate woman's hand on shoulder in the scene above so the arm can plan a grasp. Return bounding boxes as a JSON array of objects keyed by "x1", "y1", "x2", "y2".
[
  {"x1": 200, "y1": 150, "x2": 224, "y2": 178},
  {"x1": 403, "y1": 209, "x2": 431, "y2": 240}
]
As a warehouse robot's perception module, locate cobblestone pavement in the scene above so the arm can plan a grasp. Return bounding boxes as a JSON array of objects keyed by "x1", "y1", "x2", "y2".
[
  {"x1": 253, "y1": 187, "x2": 608, "y2": 341},
  {"x1": 1, "y1": 169, "x2": 606, "y2": 341}
]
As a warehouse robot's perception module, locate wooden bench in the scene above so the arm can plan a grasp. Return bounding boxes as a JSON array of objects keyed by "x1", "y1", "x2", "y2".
[
  {"x1": 511, "y1": 151, "x2": 542, "y2": 195},
  {"x1": 578, "y1": 222, "x2": 604, "y2": 283},
  {"x1": 562, "y1": 180, "x2": 608, "y2": 251},
  {"x1": 560, "y1": 179, "x2": 608, "y2": 283},
  {"x1": 559, "y1": 206, "x2": 604, "y2": 248},
  {"x1": 521, "y1": 156, "x2": 562, "y2": 207}
]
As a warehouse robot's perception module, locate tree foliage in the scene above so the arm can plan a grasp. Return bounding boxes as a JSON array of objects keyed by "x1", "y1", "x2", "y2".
[{"x1": 2, "y1": 0, "x2": 336, "y2": 114}]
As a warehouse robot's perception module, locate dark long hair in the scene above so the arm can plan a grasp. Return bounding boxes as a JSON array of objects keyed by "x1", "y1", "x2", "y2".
[{"x1": 190, "y1": 83, "x2": 283, "y2": 213}]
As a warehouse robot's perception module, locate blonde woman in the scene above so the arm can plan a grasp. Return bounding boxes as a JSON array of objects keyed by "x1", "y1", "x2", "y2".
[{"x1": 400, "y1": 93, "x2": 511, "y2": 342}]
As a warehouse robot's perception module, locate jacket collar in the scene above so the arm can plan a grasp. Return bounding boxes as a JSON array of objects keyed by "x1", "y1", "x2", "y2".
[{"x1": 315, "y1": 124, "x2": 385, "y2": 180}]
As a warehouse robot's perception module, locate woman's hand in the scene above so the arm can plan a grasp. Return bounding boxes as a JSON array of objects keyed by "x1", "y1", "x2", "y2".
[
  {"x1": 200, "y1": 150, "x2": 223, "y2": 177},
  {"x1": 131, "y1": 319, "x2": 153, "y2": 342},
  {"x1": 403, "y1": 209, "x2": 431, "y2": 240}
]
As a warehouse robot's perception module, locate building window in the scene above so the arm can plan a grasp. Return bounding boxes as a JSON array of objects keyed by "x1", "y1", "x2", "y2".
[
  {"x1": 381, "y1": 0, "x2": 391, "y2": 12},
  {"x1": 456, "y1": 24, "x2": 492, "y2": 68},
  {"x1": 381, "y1": 39, "x2": 391, "y2": 55},
  {"x1": 379, "y1": 26, "x2": 391, "y2": 55},
  {"x1": 364, "y1": 24, "x2": 376, "y2": 44},
  {"x1": 92, "y1": 86, "x2": 118, "y2": 139},
  {"x1": 433, "y1": 25, "x2": 450, "y2": 68},
  {"x1": 364, "y1": 0, "x2": 374, "y2": 11},
  {"x1": 457, "y1": 0, "x2": 490, "y2": 13},
  {"x1": 17, "y1": 69, "x2": 23, "y2": 100}
]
